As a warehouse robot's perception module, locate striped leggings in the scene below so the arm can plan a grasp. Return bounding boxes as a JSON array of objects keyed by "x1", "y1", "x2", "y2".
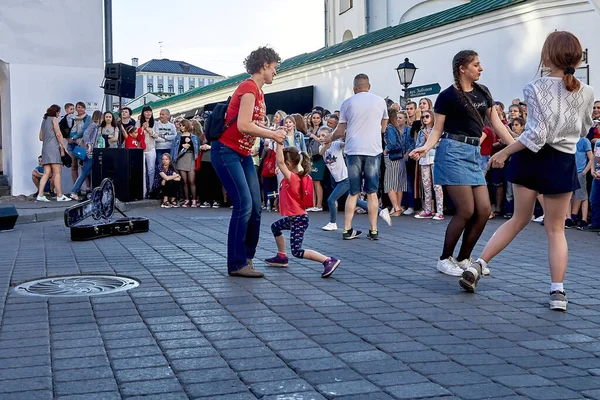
[
  {"x1": 421, "y1": 164, "x2": 443, "y2": 214},
  {"x1": 271, "y1": 214, "x2": 309, "y2": 258}
]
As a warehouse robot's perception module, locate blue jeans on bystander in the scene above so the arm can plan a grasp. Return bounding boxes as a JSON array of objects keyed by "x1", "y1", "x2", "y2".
[
  {"x1": 327, "y1": 178, "x2": 372, "y2": 223},
  {"x1": 71, "y1": 157, "x2": 93, "y2": 194},
  {"x1": 590, "y1": 178, "x2": 600, "y2": 227}
]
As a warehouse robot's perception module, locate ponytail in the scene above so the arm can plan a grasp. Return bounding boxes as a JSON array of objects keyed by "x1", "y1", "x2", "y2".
[
  {"x1": 299, "y1": 151, "x2": 312, "y2": 177},
  {"x1": 563, "y1": 72, "x2": 581, "y2": 92}
]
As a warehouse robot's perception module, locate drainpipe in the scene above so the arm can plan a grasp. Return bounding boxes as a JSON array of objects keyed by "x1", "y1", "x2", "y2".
[
  {"x1": 324, "y1": 0, "x2": 329, "y2": 47},
  {"x1": 365, "y1": 0, "x2": 370, "y2": 34},
  {"x1": 104, "y1": 0, "x2": 113, "y2": 111}
]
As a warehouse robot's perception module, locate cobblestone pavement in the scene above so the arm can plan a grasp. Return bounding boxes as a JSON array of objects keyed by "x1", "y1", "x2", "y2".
[{"x1": 1, "y1": 207, "x2": 600, "y2": 400}]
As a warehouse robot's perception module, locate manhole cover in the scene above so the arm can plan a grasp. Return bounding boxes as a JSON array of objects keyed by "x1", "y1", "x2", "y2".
[{"x1": 14, "y1": 275, "x2": 139, "y2": 297}]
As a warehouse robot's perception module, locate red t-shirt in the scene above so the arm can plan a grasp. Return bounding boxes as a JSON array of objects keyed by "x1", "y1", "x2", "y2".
[
  {"x1": 125, "y1": 128, "x2": 146, "y2": 150},
  {"x1": 279, "y1": 173, "x2": 307, "y2": 217},
  {"x1": 481, "y1": 126, "x2": 493, "y2": 156},
  {"x1": 219, "y1": 79, "x2": 266, "y2": 156}
]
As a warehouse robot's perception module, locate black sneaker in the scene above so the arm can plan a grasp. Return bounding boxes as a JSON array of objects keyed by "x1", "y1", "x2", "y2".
[
  {"x1": 577, "y1": 220, "x2": 589, "y2": 229},
  {"x1": 565, "y1": 218, "x2": 575, "y2": 229},
  {"x1": 578, "y1": 224, "x2": 600, "y2": 232},
  {"x1": 342, "y1": 228, "x2": 362, "y2": 240},
  {"x1": 367, "y1": 230, "x2": 378, "y2": 240}
]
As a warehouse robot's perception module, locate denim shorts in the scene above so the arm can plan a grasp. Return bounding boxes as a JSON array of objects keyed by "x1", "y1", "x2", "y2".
[
  {"x1": 347, "y1": 154, "x2": 381, "y2": 195},
  {"x1": 433, "y1": 139, "x2": 486, "y2": 186}
]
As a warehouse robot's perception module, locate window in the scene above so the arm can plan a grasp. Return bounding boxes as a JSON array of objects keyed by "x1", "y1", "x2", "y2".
[
  {"x1": 198, "y1": 78, "x2": 205, "y2": 87},
  {"x1": 340, "y1": 0, "x2": 352, "y2": 14},
  {"x1": 168, "y1": 84, "x2": 174, "y2": 93},
  {"x1": 208, "y1": 78, "x2": 214, "y2": 85},
  {"x1": 157, "y1": 84, "x2": 163, "y2": 93},
  {"x1": 178, "y1": 85, "x2": 184, "y2": 94},
  {"x1": 147, "y1": 83, "x2": 154, "y2": 92},
  {"x1": 189, "y1": 85, "x2": 195, "y2": 90}
]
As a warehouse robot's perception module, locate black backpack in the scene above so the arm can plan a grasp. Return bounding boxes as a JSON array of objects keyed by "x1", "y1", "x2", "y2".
[
  {"x1": 204, "y1": 97, "x2": 238, "y2": 143},
  {"x1": 59, "y1": 115, "x2": 74, "y2": 139}
]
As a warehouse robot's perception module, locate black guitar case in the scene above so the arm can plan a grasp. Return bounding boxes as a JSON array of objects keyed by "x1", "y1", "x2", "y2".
[{"x1": 64, "y1": 178, "x2": 149, "y2": 241}]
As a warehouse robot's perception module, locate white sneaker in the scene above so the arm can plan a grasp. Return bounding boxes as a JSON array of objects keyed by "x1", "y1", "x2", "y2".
[
  {"x1": 456, "y1": 258, "x2": 474, "y2": 271},
  {"x1": 437, "y1": 257, "x2": 463, "y2": 277},
  {"x1": 403, "y1": 207, "x2": 415, "y2": 216},
  {"x1": 36, "y1": 195, "x2": 50, "y2": 202},
  {"x1": 356, "y1": 207, "x2": 367, "y2": 214},
  {"x1": 533, "y1": 215, "x2": 544, "y2": 223},
  {"x1": 313, "y1": 207, "x2": 323, "y2": 212},
  {"x1": 306, "y1": 207, "x2": 315, "y2": 212},
  {"x1": 56, "y1": 195, "x2": 72, "y2": 202},
  {"x1": 322, "y1": 222, "x2": 338, "y2": 231},
  {"x1": 379, "y1": 208, "x2": 392, "y2": 227}
]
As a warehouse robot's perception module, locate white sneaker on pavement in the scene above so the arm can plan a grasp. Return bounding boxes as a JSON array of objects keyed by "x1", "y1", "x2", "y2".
[
  {"x1": 456, "y1": 258, "x2": 491, "y2": 276},
  {"x1": 403, "y1": 207, "x2": 415, "y2": 216},
  {"x1": 437, "y1": 257, "x2": 463, "y2": 277},
  {"x1": 36, "y1": 195, "x2": 50, "y2": 202},
  {"x1": 379, "y1": 208, "x2": 392, "y2": 227},
  {"x1": 56, "y1": 195, "x2": 72, "y2": 202},
  {"x1": 533, "y1": 215, "x2": 544, "y2": 223},
  {"x1": 322, "y1": 222, "x2": 338, "y2": 231}
]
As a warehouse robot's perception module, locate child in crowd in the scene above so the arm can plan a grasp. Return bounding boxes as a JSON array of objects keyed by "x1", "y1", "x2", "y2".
[
  {"x1": 566, "y1": 136, "x2": 593, "y2": 228},
  {"x1": 123, "y1": 125, "x2": 146, "y2": 150},
  {"x1": 264, "y1": 144, "x2": 341, "y2": 278},
  {"x1": 504, "y1": 117, "x2": 526, "y2": 218},
  {"x1": 32, "y1": 155, "x2": 54, "y2": 197},
  {"x1": 154, "y1": 153, "x2": 181, "y2": 208},
  {"x1": 415, "y1": 110, "x2": 444, "y2": 220},
  {"x1": 319, "y1": 127, "x2": 391, "y2": 231}
]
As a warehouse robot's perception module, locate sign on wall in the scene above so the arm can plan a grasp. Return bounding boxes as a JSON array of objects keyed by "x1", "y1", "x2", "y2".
[
  {"x1": 575, "y1": 66, "x2": 589, "y2": 85},
  {"x1": 406, "y1": 83, "x2": 441, "y2": 98}
]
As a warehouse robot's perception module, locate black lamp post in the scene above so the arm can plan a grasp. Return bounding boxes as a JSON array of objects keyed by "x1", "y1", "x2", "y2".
[{"x1": 395, "y1": 58, "x2": 418, "y2": 103}]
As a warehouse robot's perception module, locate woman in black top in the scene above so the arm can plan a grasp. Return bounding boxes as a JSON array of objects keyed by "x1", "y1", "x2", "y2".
[{"x1": 410, "y1": 50, "x2": 514, "y2": 281}]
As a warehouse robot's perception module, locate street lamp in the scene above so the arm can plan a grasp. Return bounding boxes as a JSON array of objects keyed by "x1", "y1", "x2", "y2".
[{"x1": 395, "y1": 58, "x2": 417, "y2": 103}]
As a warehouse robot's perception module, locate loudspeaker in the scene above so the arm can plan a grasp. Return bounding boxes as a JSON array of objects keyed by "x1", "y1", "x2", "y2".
[
  {"x1": 105, "y1": 63, "x2": 136, "y2": 83},
  {"x1": 104, "y1": 63, "x2": 137, "y2": 98},
  {"x1": 104, "y1": 80, "x2": 136, "y2": 99},
  {"x1": 0, "y1": 204, "x2": 18, "y2": 232},
  {"x1": 92, "y1": 148, "x2": 144, "y2": 203}
]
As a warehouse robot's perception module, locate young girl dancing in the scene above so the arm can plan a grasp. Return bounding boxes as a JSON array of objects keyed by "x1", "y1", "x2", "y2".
[
  {"x1": 472, "y1": 31, "x2": 595, "y2": 311},
  {"x1": 264, "y1": 144, "x2": 341, "y2": 278}
]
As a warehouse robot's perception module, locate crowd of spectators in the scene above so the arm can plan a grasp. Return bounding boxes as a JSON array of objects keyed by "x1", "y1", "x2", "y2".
[{"x1": 35, "y1": 98, "x2": 600, "y2": 234}]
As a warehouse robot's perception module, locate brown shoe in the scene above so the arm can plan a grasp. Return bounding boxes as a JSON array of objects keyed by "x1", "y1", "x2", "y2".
[{"x1": 228, "y1": 265, "x2": 264, "y2": 278}]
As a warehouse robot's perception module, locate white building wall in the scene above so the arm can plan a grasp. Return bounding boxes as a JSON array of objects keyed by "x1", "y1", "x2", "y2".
[
  {"x1": 0, "y1": 0, "x2": 104, "y2": 195},
  {"x1": 154, "y1": 0, "x2": 598, "y2": 120}
]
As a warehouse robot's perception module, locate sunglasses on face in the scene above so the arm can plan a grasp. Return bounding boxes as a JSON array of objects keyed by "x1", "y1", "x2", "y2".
[{"x1": 422, "y1": 115, "x2": 431, "y2": 119}]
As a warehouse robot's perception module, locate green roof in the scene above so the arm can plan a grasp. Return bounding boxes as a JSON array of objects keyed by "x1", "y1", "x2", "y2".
[{"x1": 133, "y1": 0, "x2": 527, "y2": 114}]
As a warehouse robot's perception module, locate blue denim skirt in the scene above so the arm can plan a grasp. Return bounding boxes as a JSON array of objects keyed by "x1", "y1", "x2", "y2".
[{"x1": 433, "y1": 139, "x2": 486, "y2": 186}]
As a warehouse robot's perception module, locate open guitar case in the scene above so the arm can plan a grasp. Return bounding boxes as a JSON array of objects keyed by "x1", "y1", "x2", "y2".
[{"x1": 64, "y1": 178, "x2": 149, "y2": 241}]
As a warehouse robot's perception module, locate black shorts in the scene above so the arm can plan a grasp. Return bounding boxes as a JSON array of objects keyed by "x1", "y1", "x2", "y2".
[{"x1": 506, "y1": 144, "x2": 579, "y2": 195}]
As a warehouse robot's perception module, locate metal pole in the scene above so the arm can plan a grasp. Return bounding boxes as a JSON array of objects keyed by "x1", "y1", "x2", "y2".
[
  {"x1": 324, "y1": 0, "x2": 328, "y2": 47},
  {"x1": 104, "y1": 0, "x2": 113, "y2": 112}
]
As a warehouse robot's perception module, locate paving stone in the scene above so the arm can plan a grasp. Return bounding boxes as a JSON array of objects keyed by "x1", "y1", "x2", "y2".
[
  {"x1": 493, "y1": 374, "x2": 555, "y2": 388},
  {"x1": 114, "y1": 366, "x2": 175, "y2": 382},
  {"x1": 316, "y1": 380, "x2": 381, "y2": 397},
  {"x1": 120, "y1": 379, "x2": 184, "y2": 396},
  {"x1": 515, "y1": 386, "x2": 583, "y2": 400},
  {"x1": 448, "y1": 383, "x2": 517, "y2": 399},
  {"x1": 261, "y1": 392, "x2": 326, "y2": 400},
  {"x1": 367, "y1": 371, "x2": 429, "y2": 386},
  {"x1": 0, "y1": 377, "x2": 52, "y2": 393},
  {"x1": 301, "y1": 368, "x2": 363, "y2": 385},
  {"x1": 185, "y1": 379, "x2": 249, "y2": 397},
  {"x1": 177, "y1": 367, "x2": 239, "y2": 385},
  {"x1": 249, "y1": 378, "x2": 312, "y2": 396},
  {"x1": 385, "y1": 382, "x2": 452, "y2": 399},
  {"x1": 54, "y1": 378, "x2": 118, "y2": 396},
  {"x1": 54, "y1": 367, "x2": 114, "y2": 382}
]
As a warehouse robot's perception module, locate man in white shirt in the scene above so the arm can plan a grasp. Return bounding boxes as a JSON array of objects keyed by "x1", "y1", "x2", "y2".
[
  {"x1": 323, "y1": 73, "x2": 389, "y2": 240},
  {"x1": 154, "y1": 109, "x2": 178, "y2": 166}
]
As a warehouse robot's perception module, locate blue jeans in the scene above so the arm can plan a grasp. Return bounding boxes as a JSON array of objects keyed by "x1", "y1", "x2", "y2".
[
  {"x1": 591, "y1": 178, "x2": 600, "y2": 227},
  {"x1": 346, "y1": 154, "x2": 381, "y2": 195},
  {"x1": 402, "y1": 169, "x2": 415, "y2": 209},
  {"x1": 211, "y1": 141, "x2": 262, "y2": 272},
  {"x1": 71, "y1": 157, "x2": 93, "y2": 194},
  {"x1": 328, "y1": 178, "x2": 373, "y2": 223}
]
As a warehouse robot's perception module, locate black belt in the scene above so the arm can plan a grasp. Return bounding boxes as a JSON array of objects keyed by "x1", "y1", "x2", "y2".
[{"x1": 442, "y1": 133, "x2": 480, "y2": 147}]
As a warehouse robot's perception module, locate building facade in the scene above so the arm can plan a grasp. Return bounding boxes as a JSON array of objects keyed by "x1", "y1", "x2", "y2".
[
  {"x1": 133, "y1": 58, "x2": 224, "y2": 98},
  {"x1": 1, "y1": 0, "x2": 104, "y2": 195},
  {"x1": 134, "y1": 0, "x2": 598, "y2": 128},
  {"x1": 326, "y1": 0, "x2": 469, "y2": 45}
]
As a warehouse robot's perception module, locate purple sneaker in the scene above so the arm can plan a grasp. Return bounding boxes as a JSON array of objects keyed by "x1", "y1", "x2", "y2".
[
  {"x1": 322, "y1": 257, "x2": 341, "y2": 278},
  {"x1": 265, "y1": 254, "x2": 289, "y2": 268}
]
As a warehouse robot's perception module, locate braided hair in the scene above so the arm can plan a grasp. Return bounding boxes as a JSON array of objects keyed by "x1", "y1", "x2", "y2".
[{"x1": 452, "y1": 50, "x2": 493, "y2": 131}]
